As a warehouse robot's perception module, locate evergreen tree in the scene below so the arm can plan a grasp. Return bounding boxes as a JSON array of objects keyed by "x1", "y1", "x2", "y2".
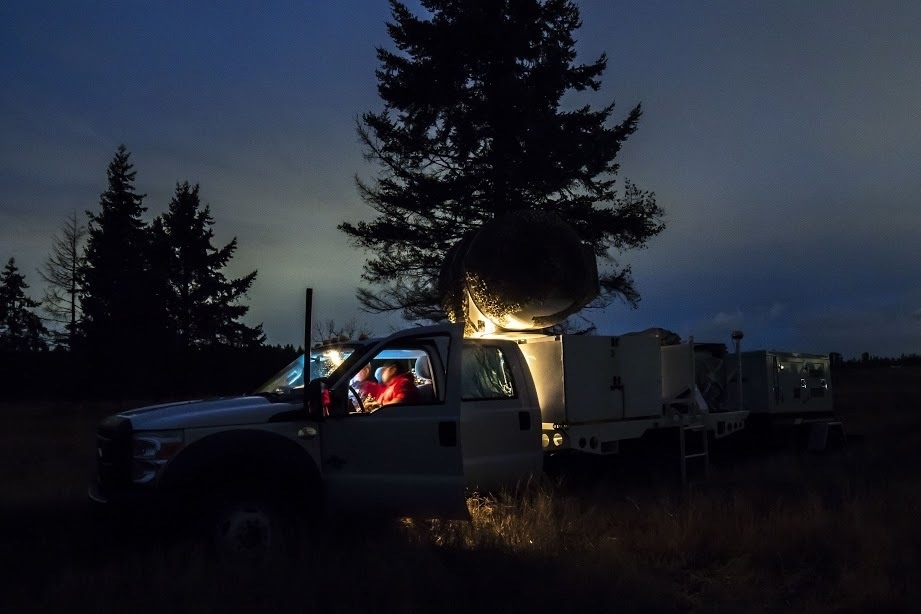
[
  {"x1": 0, "y1": 257, "x2": 48, "y2": 351},
  {"x1": 39, "y1": 210, "x2": 86, "y2": 350},
  {"x1": 151, "y1": 182, "x2": 264, "y2": 349},
  {"x1": 341, "y1": 0, "x2": 664, "y2": 321},
  {"x1": 80, "y1": 145, "x2": 164, "y2": 352}
]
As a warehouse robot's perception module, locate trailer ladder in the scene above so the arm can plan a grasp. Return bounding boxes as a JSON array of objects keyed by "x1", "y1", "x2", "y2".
[
  {"x1": 676, "y1": 335, "x2": 711, "y2": 490},
  {"x1": 679, "y1": 421, "x2": 709, "y2": 489}
]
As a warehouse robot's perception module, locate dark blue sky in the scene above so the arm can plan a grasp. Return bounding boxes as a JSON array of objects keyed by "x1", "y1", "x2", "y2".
[{"x1": 2, "y1": 1, "x2": 919, "y2": 357}]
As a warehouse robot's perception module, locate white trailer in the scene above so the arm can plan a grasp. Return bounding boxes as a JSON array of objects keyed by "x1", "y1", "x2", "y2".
[
  {"x1": 739, "y1": 350, "x2": 844, "y2": 449},
  {"x1": 741, "y1": 351, "x2": 833, "y2": 415},
  {"x1": 491, "y1": 331, "x2": 749, "y2": 483}
]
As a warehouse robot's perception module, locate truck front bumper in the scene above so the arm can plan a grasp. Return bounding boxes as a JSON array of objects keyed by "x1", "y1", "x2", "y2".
[{"x1": 90, "y1": 472, "x2": 195, "y2": 509}]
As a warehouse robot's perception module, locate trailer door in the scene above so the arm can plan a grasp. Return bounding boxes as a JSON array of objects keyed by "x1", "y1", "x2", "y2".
[{"x1": 319, "y1": 324, "x2": 468, "y2": 519}]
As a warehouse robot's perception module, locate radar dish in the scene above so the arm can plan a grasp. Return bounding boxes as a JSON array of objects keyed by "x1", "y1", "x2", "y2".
[{"x1": 439, "y1": 211, "x2": 599, "y2": 332}]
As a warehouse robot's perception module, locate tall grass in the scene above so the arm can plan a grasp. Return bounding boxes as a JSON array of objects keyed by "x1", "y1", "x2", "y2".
[
  {"x1": 393, "y1": 450, "x2": 920, "y2": 613},
  {"x1": 2, "y1": 367, "x2": 920, "y2": 613}
]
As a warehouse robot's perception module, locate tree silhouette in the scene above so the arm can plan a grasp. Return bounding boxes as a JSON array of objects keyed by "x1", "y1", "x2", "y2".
[
  {"x1": 314, "y1": 317, "x2": 373, "y2": 344},
  {"x1": 80, "y1": 145, "x2": 164, "y2": 352},
  {"x1": 0, "y1": 257, "x2": 48, "y2": 351},
  {"x1": 151, "y1": 182, "x2": 265, "y2": 350},
  {"x1": 39, "y1": 210, "x2": 86, "y2": 350},
  {"x1": 341, "y1": 0, "x2": 664, "y2": 322}
]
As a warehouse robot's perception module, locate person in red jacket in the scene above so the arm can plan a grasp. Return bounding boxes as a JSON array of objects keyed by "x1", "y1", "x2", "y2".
[{"x1": 353, "y1": 361, "x2": 420, "y2": 407}]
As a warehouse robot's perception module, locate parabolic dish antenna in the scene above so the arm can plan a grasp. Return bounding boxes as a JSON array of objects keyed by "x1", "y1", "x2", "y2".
[{"x1": 439, "y1": 211, "x2": 599, "y2": 333}]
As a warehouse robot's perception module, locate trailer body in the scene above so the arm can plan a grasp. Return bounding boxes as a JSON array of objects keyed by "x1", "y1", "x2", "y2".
[
  {"x1": 510, "y1": 332, "x2": 748, "y2": 456},
  {"x1": 741, "y1": 350, "x2": 833, "y2": 416}
]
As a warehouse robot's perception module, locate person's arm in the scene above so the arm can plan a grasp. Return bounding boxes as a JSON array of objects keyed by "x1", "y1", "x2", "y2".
[{"x1": 359, "y1": 380, "x2": 384, "y2": 399}]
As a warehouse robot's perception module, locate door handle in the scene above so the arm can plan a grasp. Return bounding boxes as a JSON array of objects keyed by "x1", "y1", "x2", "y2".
[
  {"x1": 438, "y1": 421, "x2": 457, "y2": 447},
  {"x1": 518, "y1": 411, "x2": 531, "y2": 431}
]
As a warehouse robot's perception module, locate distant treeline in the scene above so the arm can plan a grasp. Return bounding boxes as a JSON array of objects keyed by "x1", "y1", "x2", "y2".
[
  {"x1": 0, "y1": 344, "x2": 299, "y2": 401},
  {"x1": 1, "y1": 145, "x2": 264, "y2": 357},
  {"x1": 832, "y1": 352, "x2": 921, "y2": 368},
  {"x1": 0, "y1": 145, "x2": 288, "y2": 399}
]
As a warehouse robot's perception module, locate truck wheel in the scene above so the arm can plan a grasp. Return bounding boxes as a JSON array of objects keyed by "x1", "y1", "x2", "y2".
[{"x1": 211, "y1": 493, "x2": 294, "y2": 564}]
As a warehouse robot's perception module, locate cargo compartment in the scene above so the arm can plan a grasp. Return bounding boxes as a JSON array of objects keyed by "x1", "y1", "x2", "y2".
[{"x1": 517, "y1": 334, "x2": 663, "y2": 425}]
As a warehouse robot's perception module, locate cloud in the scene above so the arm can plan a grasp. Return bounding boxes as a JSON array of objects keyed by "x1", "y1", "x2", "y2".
[
  {"x1": 768, "y1": 302, "x2": 786, "y2": 320},
  {"x1": 712, "y1": 310, "x2": 744, "y2": 328}
]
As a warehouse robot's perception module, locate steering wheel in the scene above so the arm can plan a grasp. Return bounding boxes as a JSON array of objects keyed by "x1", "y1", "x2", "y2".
[{"x1": 347, "y1": 385, "x2": 366, "y2": 413}]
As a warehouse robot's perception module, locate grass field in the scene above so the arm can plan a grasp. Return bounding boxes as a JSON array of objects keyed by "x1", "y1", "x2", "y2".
[{"x1": 1, "y1": 366, "x2": 919, "y2": 613}]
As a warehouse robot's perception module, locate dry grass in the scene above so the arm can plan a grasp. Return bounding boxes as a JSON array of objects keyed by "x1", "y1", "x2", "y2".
[{"x1": 1, "y1": 367, "x2": 919, "y2": 613}]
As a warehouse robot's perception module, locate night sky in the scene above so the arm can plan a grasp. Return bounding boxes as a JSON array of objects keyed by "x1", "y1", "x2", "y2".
[{"x1": 2, "y1": 1, "x2": 919, "y2": 357}]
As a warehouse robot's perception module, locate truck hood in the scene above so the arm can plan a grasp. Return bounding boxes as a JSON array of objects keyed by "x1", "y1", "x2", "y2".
[{"x1": 118, "y1": 396, "x2": 304, "y2": 430}]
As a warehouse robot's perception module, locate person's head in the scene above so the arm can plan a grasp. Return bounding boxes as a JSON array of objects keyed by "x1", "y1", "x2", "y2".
[
  {"x1": 379, "y1": 361, "x2": 403, "y2": 384},
  {"x1": 352, "y1": 364, "x2": 372, "y2": 383}
]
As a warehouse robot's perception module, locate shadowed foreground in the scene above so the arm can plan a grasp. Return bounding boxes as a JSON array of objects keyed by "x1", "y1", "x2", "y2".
[{"x1": 1, "y1": 367, "x2": 919, "y2": 613}]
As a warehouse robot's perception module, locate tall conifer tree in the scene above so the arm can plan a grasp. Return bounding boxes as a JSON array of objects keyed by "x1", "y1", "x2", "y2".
[
  {"x1": 151, "y1": 182, "x2": 264, "y2": 349},
  {"x1": 80, "y1": 145, "x2": 163, "y2": 352},
  {"x1": 0, "y1": 257, "x2": 48, "y2": 351},
  {"x1": 341, "y1": 0, "x2": 664, "y2": 321}
]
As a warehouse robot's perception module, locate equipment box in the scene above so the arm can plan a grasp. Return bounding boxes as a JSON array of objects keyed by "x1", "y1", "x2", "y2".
[
  {"x1": 741, "y1": 350, "x2": 832, "y2": 415},
  {"x1": 661, "y1": 342, "x2": 738, "y2": 412},
  {"x1": 518, "y1": 334, "x2": 663, "y2": 425}
]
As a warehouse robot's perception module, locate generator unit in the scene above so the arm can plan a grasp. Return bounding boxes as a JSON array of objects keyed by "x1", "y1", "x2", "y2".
[
  {"x1": 741, "y1": 351, "x2": 833, "y2": 416},
  {"x1": 738, "y1": 350, "x2": 842, "y2": 449}
]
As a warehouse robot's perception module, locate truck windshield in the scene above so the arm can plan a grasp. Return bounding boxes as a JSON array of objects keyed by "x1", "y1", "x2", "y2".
[{"x1": 254, "y1": 346, "x2": 360, "y2": 396}]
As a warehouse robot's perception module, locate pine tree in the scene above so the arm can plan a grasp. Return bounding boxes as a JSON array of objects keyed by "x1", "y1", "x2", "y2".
[
  {"x1": 0, "y1": 258, "x2": 48, "y2": 351},
  {"x1": 39, "y1": 210, "x2": 86, "y2": 350},
  {"x1": 80, "y1": 145, "x2": 164, "y2": 352},
  {"x1": 151, "y1": 182, "x2": 264, "y2": 350},
  {"x1": 341, "y1": 0, "x2": 664, "y2": 321}
]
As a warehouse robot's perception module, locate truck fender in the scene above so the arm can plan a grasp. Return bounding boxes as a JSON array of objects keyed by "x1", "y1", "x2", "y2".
[{"x1": 158, "y1": 429, "x2": 322, "y2": 507}]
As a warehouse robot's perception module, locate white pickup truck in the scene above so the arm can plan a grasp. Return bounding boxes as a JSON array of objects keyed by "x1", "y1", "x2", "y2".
[{"x1": 90, "y1": 322, "x2": 749, "y2": 556}]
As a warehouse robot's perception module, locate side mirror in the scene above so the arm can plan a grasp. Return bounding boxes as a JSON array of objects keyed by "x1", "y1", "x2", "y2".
[
  {"x1": 327, "y1": 387, "x2": 351, "y2": 417},
  {"x1": 305, "y1": 379, "x2": 326, "y2": 419}
]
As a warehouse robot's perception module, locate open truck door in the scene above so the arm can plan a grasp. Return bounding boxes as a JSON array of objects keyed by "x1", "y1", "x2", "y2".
[
  {"x1": 460, "y1": 339, "x2": 542, "y2": 492},
  {"x1": 318, "y1": 324, "x2": 468, "y2": 519}
]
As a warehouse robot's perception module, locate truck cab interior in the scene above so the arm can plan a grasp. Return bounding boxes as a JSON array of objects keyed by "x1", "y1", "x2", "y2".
[{"x1": 346, "y1": 347, "x2": 442, "y2": 413}]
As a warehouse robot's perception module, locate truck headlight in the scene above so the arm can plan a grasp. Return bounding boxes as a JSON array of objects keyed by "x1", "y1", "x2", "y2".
[{"x1": 131, "y1": 430, "x2": 184, "y2": 484}]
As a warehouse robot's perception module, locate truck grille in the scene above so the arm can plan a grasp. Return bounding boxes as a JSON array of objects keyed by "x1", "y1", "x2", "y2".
[{"x1": 96, "y1": 416, "x2": 132, "y2": 487}]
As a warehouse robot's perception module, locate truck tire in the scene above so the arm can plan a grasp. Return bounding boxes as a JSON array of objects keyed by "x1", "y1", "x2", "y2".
[
  {"x1": 209, "y1": 487, "x2": 301, "y2": 564},
  {"x1": 156, "y1": 429, "x2": 322, "y2": 561}
]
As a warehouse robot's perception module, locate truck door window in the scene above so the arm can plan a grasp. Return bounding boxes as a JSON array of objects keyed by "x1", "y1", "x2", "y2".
[
  {"x1": 348, "y1": 345, "x2": 443, "y2": 412},
  {"x1": 461, "y1": 346, "x2": 517, "y2": 401}
]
